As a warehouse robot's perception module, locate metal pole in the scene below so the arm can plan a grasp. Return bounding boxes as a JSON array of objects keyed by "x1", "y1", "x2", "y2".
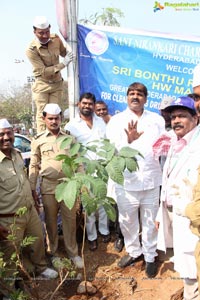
[
  {"x1": 66, "y1": 0, "x2": 79, "y2": 119},
  {"x1": 27, "y1": 76, "x2": 36, "y2": 134}
]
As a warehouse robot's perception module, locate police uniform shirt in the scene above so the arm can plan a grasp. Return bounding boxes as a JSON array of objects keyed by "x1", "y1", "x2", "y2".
[
  {"x1": 0, "y1": 149, "x2": 34, "y2": 214},
  {"x1": 29, "y1": 129, "x2": 71, "y2": 194},
  {"x1": 26, "y1": 34, "x2": 67, "y2": 82}
]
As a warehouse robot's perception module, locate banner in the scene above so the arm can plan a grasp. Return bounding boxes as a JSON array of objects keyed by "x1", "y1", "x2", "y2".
[{"x1": 78, "y1": 24, "x2": 200, "y2": 115}]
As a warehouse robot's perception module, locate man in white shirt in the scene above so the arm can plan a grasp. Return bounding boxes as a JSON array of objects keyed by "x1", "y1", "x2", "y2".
[
  {"x1": 106, "y1": 82, "x2": 165, "y2": 278},
  {"x1": 64, "y1": 93, "x2": 110, "y2": 251},
  {"x1": 156, "y1": 96, "x2": 200, "y2": 299}
]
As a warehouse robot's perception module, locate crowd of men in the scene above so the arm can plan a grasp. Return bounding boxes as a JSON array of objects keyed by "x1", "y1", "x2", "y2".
[{"x1": 1, "y1": 15, "x2": 200, "y2": 300}]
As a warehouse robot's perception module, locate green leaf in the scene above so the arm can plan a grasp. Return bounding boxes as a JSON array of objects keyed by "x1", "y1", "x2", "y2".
[
  {"x1": 69, "y1": 142, "x2": 81, "y2": 156},
  {"x1": 86, "y1": 144, "x2": 97, "y2": 153},
  {"x1": 92, "y1": 178, "x2": 107, "y2": 199},
  {"x1": 96, "y1": 164, "x2": 109, "y2": 183},
  {"x1": 125, "y1": 157, "x2": 139, "y2": 172},
  {"x1": 112, "y1": 156, "x2": 126, "y2": 172},
  {"x1": 60, "y1": 136, "x2": 74, "y2": 149},
  {"x1": 63, "y1": 181, "x2": 78, "y2": 209},
  {"x1": 62, "y1": 162, "x2": 73, "y2": 178},
  {"x1": 16, "y1": 207, "x2": 27, "y2": 216},
  {"x1": 10, "y1": 252, "x2": 17, "y2": 261},
  {"x1": 119, "y1": 147, "x2": 142, "y2": 158},
  {"x1": 81, "y1": 190, "x2": 98, "y2": 215},
  {"x1": 84, "y1": 160, "x2": 98, "y2": 174},
  {"x1": 103, "y1": 201, "x2": 116, "y2": 222},
  {"x1": 21, "y1": 236, "x2": 37, "y2": 247},
  {"x1": 79, "y1": 145, "x2": 87, "y2": 156},
  {"x1": 74, "y1": 156, "x2": 90, "y2": 164},
  {"x1": 55, "y1": 182, "x2": 67, "y2": 202},
  {"x1": 55, "y1": 181, "x2": 78, "y2": 209},
  {"x1": 55, "y1": 154, "x2": 68, "y2": 161},
  {"x1": 105, "y1": 148, "x2": 116, "y2": 161},
  {"x1": 96, "y1": 150, "x2": 107, "y2": 159},
  {"x1": 105, "y1": 158, "x2": 124, "y2": 185}
]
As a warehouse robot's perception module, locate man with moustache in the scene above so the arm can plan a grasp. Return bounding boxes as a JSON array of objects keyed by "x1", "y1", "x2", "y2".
[
  {"x1": 106, "y1": 82, "x2": 165, "y2": 278},
  {"x1": 156, "y1": 97, "x2": 200, "y2": 299},
  {"x1": 64, "y1": 92, "x2": 110, "y2": 251},
  {"x1": 26, "y1": 16, "x2": 74, "y2": 133},
  {"x1": 0, "y1": 118, "x2": 58, "y2": 300},
  {"x1": 29, "y1": 103, "x2": 83, "y2": 269}
]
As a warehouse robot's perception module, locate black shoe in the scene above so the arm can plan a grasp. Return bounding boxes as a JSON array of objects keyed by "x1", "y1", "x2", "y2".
[
  {"x1": 114, "y1": 238, "x2": 124, "y2": 252},
  {"x1": 101, "y1": 234, "x2": 111, "y2": 243},
  {"x1": 145, "y1": 261, "x2": 158, "y2": 278},
  {"x1": 118, "y1": 254, "x2": 143, "y2": 268},
  {"x1": 88, "y1": 239, "x2": 97, "y2": 251}
]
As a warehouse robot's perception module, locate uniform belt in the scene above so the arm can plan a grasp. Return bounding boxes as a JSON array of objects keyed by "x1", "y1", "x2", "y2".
[
  {"x1": 0, "y1": 213, "x2": 16, "y2": 218},
  {"x1": 35, "y1": 77, "x2": 63, "y2": 84}
]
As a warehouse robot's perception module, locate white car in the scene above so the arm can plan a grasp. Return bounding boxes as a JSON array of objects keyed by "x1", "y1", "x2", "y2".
[{"x1": 14, "y1": 133, "x2": 31, "y2": 167}]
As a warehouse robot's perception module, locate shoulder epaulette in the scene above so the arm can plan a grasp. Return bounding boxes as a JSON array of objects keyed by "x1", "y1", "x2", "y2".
[
  {"x1": 50, "y1": 33, "x2": 58, "y2": 39},
  {"x1": 29, "y1": 45, "x2": 36, "y2": 50},
  {"x1": 33, "y1": 131, "x2": 45, "y2": 139}
]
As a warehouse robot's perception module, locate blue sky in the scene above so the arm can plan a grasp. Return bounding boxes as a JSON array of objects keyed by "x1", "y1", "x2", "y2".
[{"x1": 0, "y1": 0, "x2": 199, "y2": 89}]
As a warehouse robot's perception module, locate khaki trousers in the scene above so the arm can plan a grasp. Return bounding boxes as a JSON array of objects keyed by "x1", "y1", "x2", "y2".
[
  {"x1": 0, "y1": 206, "x2": 47, "y2": 295},
  {"x1": 42, "y1": 194, "x2": 78, "y2": 258},
  {"x1": 32, "y1": 80, "x2": 63, "y2": 133}
]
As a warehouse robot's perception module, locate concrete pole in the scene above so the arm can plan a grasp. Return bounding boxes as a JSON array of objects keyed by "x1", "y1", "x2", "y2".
[{"x1": 66, "y1": 0, "x2": 79, "y2": 119}]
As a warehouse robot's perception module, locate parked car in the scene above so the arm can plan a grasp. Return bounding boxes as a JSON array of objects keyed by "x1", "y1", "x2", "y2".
[{"x1": 14, "y1": 133, "x2": 31, "y2": 168}]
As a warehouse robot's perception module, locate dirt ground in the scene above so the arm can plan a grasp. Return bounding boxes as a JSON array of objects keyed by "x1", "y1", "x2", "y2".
[{"x1": 31, "y1": 230, "x2": 183, "y2": 300}]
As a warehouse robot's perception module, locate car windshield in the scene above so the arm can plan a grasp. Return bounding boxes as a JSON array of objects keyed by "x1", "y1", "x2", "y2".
[{"x1": 14, "y1": 136, "x2": 31, "y2": 153}]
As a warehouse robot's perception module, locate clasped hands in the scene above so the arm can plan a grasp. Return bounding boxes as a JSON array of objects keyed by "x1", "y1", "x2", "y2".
[{"x1": 124, "y1": 120, "x2": 143, "y2": 143}]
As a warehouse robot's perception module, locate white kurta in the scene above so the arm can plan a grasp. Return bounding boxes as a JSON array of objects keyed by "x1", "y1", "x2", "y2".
[
  {"x1": 106, "y1": 108, "x2": 165, "y2": 190},
  {"x1": 157, "y1": 125, "x2": 200, "y2": 279},
  {"x1": 106, "y1": 107, "x2": 165, "y2": 261},
  {"x1": 64, "y1": 113, "x2": 109, "y2": 240}
]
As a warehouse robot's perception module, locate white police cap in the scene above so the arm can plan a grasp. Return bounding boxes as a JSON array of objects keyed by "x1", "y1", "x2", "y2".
[
  {"x1": 63, "y1": 108, "x2": 69, "y2": 119},
  {"x1": 0, "y1": 118, "x2": 12, "y2": 129},
  {"x1": 43, "y1": 103, "x2": 61, "y2": 115},
  {"x1": 160, "y1": 96, "x2": 174, "y2": 110},
  {"x1": 33, "y1": 16, "x2": 50, "y2": 29},
  {"x1": 192, "y1": 64, "x2": 200, "y2": 88}
]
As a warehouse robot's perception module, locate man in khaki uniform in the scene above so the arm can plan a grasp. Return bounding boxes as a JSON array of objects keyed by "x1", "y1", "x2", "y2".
[
  {"x1": 0, "y1": 119, "x2": 58, "y2": 300},
  {"x1": 26, "y1": 16, "x2": 74, "y2": 133},
  {"x1": 29, "y1": 103, "x2": 83, "y2": 269}
]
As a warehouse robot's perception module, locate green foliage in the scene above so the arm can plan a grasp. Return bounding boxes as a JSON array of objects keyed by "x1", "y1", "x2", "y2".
[
  {"x1": 21, "y1": 236, "x2": 37, "y2": 248},
  {"x1": 79, "y1": 7, "x2": 124, "y2": 27},
  {"x1": 10, "y1": 289, "x2": 28, "y2": 300},
  {"x1": 0, "y1": 207, "x2": 40, "y2": 300},
  {"x1": 0, "y1": 81, "x2": 69, "y2": 129},
  {"x1": 55, "y1": 136, "x2": 141, "y2": 222}
]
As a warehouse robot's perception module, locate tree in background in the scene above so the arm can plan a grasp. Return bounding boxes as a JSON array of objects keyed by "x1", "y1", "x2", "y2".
[
  {"x1": 79, "y1": 7, "x2": 124, "y2": 27},
  {"x1": 0, "y1": 81, "x2": 69, "y2": 130},
  {"x1": 0, "y1": 84, "x2": 32, "y2": 128}
]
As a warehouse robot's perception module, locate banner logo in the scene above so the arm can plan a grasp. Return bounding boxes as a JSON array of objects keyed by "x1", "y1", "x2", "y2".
[{"x1": 85, "y1": 30, "x2": 109, "y2": 55}]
